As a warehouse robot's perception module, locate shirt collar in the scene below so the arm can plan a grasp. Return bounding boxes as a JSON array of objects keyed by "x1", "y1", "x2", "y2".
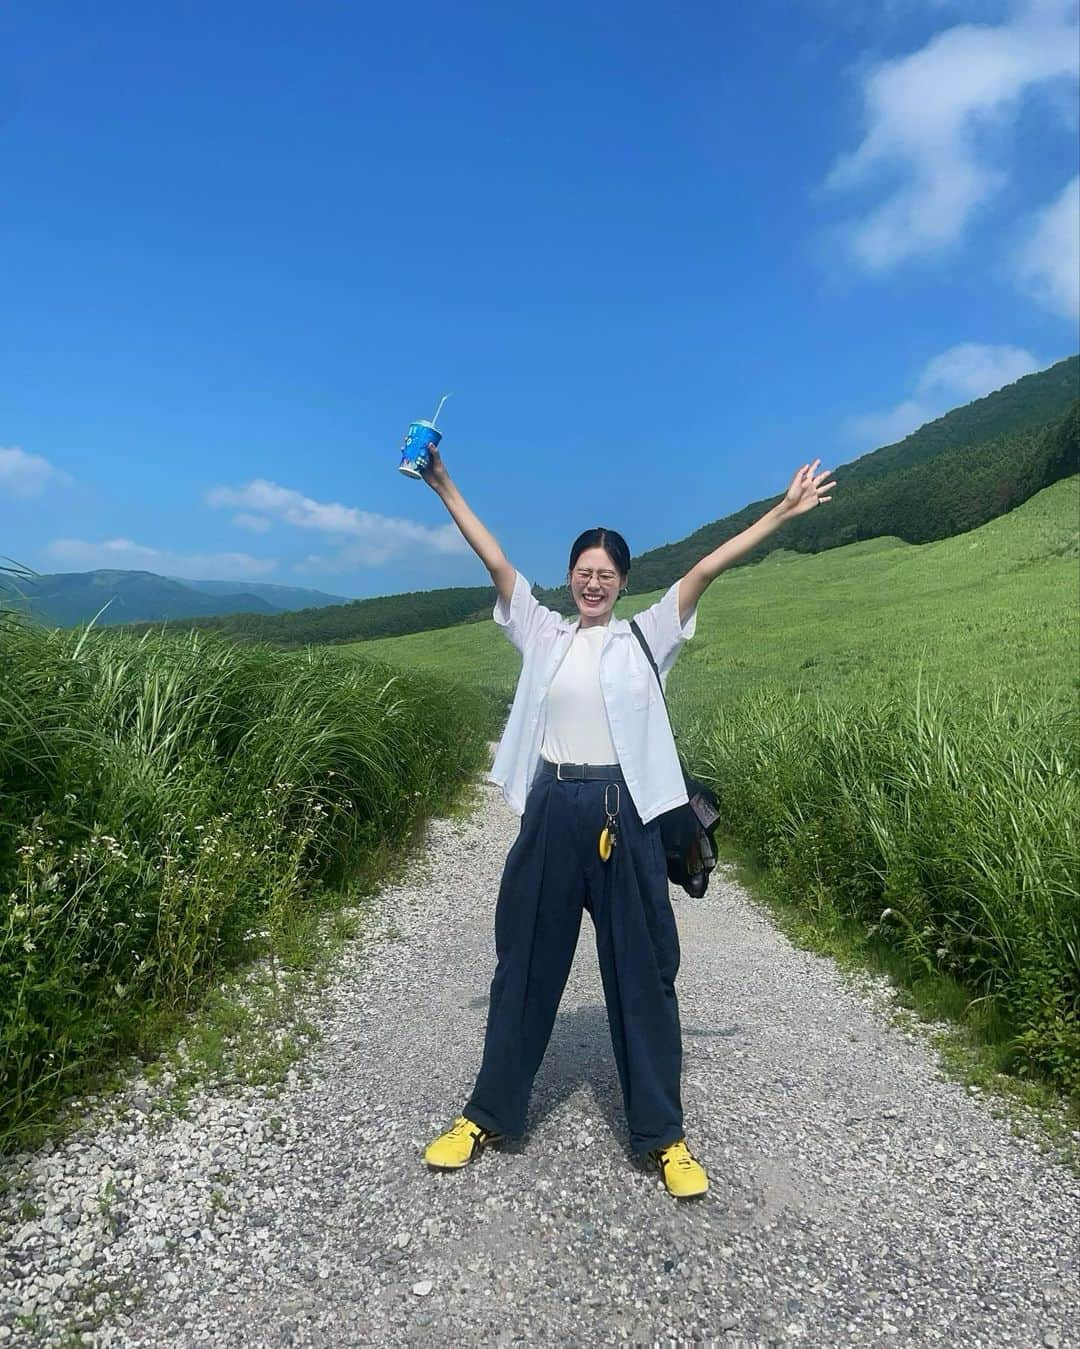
[{"x1": 558, "y1": 614, "x2": 631, "y2": 636}]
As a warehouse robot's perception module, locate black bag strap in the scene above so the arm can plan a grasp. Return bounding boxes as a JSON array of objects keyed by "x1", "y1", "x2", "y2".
[
  {"x1": 630, "y1": 618, "x2": 693, "y2": 781},
  {"x1": 629, "y1": 619, "x2": 667, "y2": 708},
  {"x1": 630, "y1": 617, "x2": 719, "y2": 856}
]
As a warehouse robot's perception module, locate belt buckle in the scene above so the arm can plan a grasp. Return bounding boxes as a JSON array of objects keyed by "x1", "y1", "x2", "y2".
[{"x1": 556, "y1": 762, "x2": 578, "y2": 782}]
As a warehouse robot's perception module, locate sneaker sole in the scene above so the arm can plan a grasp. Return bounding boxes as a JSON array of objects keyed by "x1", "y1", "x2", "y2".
[
  {"x1": 664, "y1": 1180, "x2": 709, "y2": 1199},
  {"x1": 423, "y1": 1135, "x2": 504, "y2": 1170}
]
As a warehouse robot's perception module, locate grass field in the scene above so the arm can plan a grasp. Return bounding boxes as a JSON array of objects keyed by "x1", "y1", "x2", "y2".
[
  {"x1": 340, "y1": 478, "x2": 1080, "y2": 1100},
  {"x1": 342, "y1": 476, "x2": 1079, "y2": 720}
]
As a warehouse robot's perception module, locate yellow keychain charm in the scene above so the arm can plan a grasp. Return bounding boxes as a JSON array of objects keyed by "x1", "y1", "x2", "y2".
[{"x1": 598, "y1": 783, "x2": 620, "y2": 862}]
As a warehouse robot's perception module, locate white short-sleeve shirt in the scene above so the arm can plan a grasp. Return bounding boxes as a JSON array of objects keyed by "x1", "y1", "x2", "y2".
[{"x1": 487, "y1": 571, "x2": 698, "y2": 824}]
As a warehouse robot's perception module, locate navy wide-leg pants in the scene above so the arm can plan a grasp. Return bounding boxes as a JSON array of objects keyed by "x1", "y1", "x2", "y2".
[{"x1": 464, "y1": 769, "x2": 684, "y2": 1156}]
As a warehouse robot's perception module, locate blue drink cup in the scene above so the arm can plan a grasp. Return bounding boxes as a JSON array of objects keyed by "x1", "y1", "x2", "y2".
[{"x1": 398, "y1": 420, "x2": 442, "y2": 479}]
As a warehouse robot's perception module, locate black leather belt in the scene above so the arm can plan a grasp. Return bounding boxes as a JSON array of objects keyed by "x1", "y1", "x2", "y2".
[{"x1": 541, "y1": 760, "x2": 625, "y2": 782}]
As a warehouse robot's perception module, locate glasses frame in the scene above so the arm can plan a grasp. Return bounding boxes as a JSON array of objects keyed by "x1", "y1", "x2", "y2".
[{"x1": 570, "y1": 567, "x2": 620, "y2": 586}]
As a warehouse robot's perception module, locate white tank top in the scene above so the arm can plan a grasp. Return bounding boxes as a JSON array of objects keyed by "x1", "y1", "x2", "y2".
[{"x1": 539, "y1": 624, "x2": 619, "y2": 765}]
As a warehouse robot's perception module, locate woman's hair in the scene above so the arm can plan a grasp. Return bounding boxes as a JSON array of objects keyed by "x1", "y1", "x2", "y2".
[{"x1": 568, "y1": 527, "x2": 631, "y2": 580}]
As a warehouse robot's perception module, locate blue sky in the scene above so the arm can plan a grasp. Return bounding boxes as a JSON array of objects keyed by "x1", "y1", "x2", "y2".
[{"x1": 2, "y1": 0, "x2": 1077, "y2": 598}]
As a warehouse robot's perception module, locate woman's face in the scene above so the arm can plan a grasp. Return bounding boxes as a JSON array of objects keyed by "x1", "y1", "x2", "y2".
[{"x1": 568, "y1": 546, "x2": 625, "y2": 627}]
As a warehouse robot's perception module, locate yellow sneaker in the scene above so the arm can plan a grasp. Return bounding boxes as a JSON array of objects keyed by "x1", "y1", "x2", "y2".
[
  {"x1": 424, "y1": 1115, "x2": 504, "y2": 1169},
  {"x1": 648, "y1": 1138, "x2": 709, "y2": 1198}
]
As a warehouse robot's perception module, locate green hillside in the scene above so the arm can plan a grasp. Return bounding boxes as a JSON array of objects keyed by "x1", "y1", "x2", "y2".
[
  {"x1": 342, "y1": 475, "x2": 1080, "y2": 717},
  {"x1": 621, "y1": 371, "x2": 1078, "y2": 596},
  {"x1": 126, "y1": 584, "x2": 494, "y2": 646},
  {"x1": 125, "y1": 358, "x2": 1077, "y2": 647},
  {"x1": 840, "y1": 353, "x2": 1078, "y2": 476},
  {"x1": 167, "y1": 579, "x2": 348, "y2": 611}
]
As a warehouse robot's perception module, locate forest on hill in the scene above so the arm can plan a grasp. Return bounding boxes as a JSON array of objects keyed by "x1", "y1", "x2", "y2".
[
  {"x1": 127, "y1": 357, "x2": 1078, "y2": 646},
  {"x1": 618, "y1": 387, "x2": 1078, "y2": 599},
  {"x1": 126, "y1": 584, "x2": 497, "y2": 646}
]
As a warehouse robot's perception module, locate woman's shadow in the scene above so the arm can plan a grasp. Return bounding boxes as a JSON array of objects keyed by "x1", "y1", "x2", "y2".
[
  {"x1": 519, "y1": 1002, "x2": 631, "y2": 1156},
  {"x1": 464, "y1": 995, "x2": 741, "y2": 1159},
  {"x1": 463, "y1": 997, "x2": 628, "y2": 1155}
]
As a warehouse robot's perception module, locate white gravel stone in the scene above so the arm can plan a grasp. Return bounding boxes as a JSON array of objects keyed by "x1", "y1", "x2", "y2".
[{"x1": 2, "y1": 779, "x2": 1078, "y2": 1347}]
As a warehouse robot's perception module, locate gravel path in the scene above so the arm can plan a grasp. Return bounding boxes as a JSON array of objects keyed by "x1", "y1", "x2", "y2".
[{"x1": 2, "y1": 779, "x2": 1078, "y2": 1347}]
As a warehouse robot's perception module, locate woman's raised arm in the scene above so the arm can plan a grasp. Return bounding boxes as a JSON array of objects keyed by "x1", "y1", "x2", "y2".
[
  {"x1": 421, "y1": 444, "x2": 516, "y2": 606},
  {"x1": 678, "y1": 460, "x2": 836, "y2": 624}
]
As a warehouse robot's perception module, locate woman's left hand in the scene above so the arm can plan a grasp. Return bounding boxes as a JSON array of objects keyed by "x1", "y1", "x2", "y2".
[{"x1": 782, "y1": 459, "x2": 836, "y2": 518}]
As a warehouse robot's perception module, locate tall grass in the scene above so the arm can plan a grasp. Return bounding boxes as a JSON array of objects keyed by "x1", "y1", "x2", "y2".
[
  {"x1": 684, "y1": 677, "x2": 1079, "y2": 1098},
  {"x1": 0, "y1": 615, "x2": 497, "y2": 1151}
]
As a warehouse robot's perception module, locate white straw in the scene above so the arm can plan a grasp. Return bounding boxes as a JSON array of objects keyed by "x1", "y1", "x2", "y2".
[{"x1": 431, "y1": 393, "x2": 452, "y2": 426}]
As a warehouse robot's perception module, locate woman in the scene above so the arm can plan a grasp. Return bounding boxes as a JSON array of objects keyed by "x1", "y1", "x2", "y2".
[{"x1": 420, "y1": 445, "x2": 835, "y2": 1197}]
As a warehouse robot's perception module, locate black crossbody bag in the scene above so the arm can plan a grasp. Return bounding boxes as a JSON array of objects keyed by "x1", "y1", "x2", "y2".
[{"x1": 629, "y1": 620, "x2": 721, "y2": 899}]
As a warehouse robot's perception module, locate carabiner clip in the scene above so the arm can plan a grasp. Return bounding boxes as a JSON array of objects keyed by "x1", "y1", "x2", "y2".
[{"x1": 599, "y1": 782, "x2": 621, "y2": 862}]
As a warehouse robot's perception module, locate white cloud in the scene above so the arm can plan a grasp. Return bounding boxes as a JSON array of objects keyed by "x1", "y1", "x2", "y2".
[
  {"x1": 0, "y1": 446, "x2": 70, "y2": 499},
  {"x1": 845, "y1": 398, "x2": 932, "y2": 447},
  {"x1": 232, "y1": 512, "x2": 272, "y2": 533},
  {"x1": 917, "y1": 341, "x2": 1045, "y2": 398},
  {"x1": 827, "y1": 0, "x2": 1079, "y2": 271},
  {"x1": 45, "y1": 538, "x2": 277, "y2": 581},
  {"x1": 806, "y1": 0, "x2": 1013, "y2": 29},
  {"x1": 206, "y1": 479, "x2": 470, "y2": 566},
  {"x1": 1013, "y1": 175, "x2": 1080, "y2": 317},
  {"x1": 843, "y1": 341, "x2": 1044, "y2": 447}
]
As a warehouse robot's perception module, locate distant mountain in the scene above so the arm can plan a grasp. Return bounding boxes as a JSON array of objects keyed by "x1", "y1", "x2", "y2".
[
  {"x1": 166, "y1": 579, "x2": 348, "y2": 612},
  {"x1": 0, "y1": 570, "x2": 347, "y2": 628},
  {"x1": 125, "y1": 585, "x2": 496, "y2": 646}
]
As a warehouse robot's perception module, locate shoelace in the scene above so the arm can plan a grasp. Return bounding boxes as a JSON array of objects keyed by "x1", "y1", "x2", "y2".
[{"x1": 662, "y1": 1141, "x2": 695, "y2": 1170}]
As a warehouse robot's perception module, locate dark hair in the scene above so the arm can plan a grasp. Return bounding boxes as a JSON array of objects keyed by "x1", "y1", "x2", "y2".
[{"x1": 568, "y1": 527, "x2": 631, "y2": 579}]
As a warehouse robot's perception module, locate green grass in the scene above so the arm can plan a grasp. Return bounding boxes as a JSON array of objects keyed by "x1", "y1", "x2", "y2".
[
  {"x1": 0, "y1": 620, "x2": 501, "y2": 1152},
  {"x1": 686, "y1": 680, "x2": 1078, "y2": 1101},
  {"x1": 338, "y1": 477, "x2": 1080, "y2": 1102},
  {"x1": 342, "y1": 610, "x2": 517, "y2": 699}
]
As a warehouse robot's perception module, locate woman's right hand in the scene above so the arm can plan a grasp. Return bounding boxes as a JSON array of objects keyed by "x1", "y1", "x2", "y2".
[{"x1": 420, "y1": 442, "x2": 450, "y2": 492}]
